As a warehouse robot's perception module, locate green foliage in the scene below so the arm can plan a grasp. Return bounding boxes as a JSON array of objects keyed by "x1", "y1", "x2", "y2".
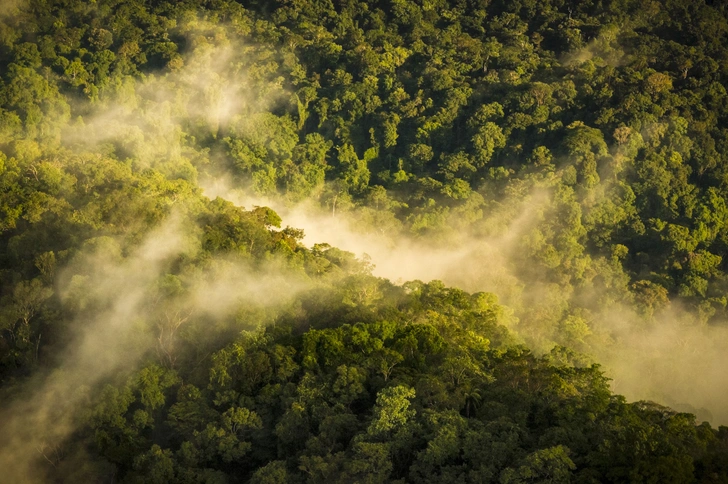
[
  {"x1": 1, "y1": 0, "x2": 728, "y2": 482},
  {"x1": 79, "y1": 287, "x2": 728, "y2": 482}
]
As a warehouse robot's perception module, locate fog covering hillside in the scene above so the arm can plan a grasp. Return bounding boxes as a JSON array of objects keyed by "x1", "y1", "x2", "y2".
[{"x1": 1, "y1": 0, "x2": 728, "y2": 482}]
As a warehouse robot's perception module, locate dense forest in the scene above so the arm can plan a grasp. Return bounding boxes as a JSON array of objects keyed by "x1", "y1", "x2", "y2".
[{"x1": 2, "y1": 0, "x2": 728, "y2": 482}]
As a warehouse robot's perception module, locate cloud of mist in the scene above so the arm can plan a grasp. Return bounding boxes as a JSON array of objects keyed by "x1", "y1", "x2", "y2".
[
  {"x1": 597, "y1": 302, "x2": 728, "y2": 424},
  {"x1": 56, "y1": 22, "x2": 723, "y2": 428},
  {"x1": 201, "y1": 177, "x2": 536, "y2": 295},
  {"x1": 0, "y1": 29, "x2": 314, "y2": 482},
  {"x1": 203, "y1": 174, "x2": 728, "y2": 426},
  {"x1": 0, "y1": 216, "x2": 190, "y2": 482},
  {"x1": 62, "y1": 34, "x2": 280, "y2": 176},
  {"x1": 0, "y1": 212, "x2": 315, "y2": 482},
  {"x1": 4, "y1": 25, "x2": 725, "y2": 483}
]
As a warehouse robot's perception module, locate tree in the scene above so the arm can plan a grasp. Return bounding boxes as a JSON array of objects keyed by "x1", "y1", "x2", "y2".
[
  {"x1": 367, "y1": 385, "x2": 416, "y2": 438},
  {"x1": 499, "y1": 446, "x2": 575, "y2": 484},
  {"x1": 1, "y1": 278, "x2": 52, "y2": 349}
]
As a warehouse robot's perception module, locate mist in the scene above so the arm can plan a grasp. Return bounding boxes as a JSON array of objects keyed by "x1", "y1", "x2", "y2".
[
  {"x1": 65, "y1": 26, "x2": 728, "y2": 426},
  {"x1": 202, "y1": 174, "x2": 728, "y2": 426},
  {"x1": 0, "y1": 208, "x2": 320, "y2": 482},
  {"x1": 2, "y1": 22, "x2": 725, "y2": 484},
  {"x1": 0, "y1": 217, "x2": 190, "y2": 482}
]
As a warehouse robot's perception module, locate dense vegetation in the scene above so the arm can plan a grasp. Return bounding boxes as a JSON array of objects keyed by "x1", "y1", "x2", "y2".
[{"x1": 1, "y1": 0, "x2": 728, "y2": 482}]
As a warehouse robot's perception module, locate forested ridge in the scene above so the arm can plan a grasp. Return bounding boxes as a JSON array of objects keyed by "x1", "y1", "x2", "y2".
[{"x1": 1, "y1": 0, "x2": 728, "y2": 482}]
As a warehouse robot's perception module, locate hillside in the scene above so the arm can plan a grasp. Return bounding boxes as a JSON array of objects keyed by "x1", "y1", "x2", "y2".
[{"x1": 1, "y1": 0, "x2": 728, "y2": 482}]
